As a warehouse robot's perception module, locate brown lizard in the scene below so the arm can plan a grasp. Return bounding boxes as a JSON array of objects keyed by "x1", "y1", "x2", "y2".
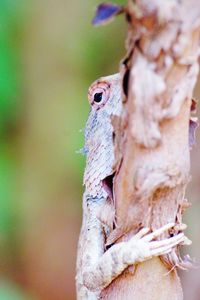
[{"x1": 76, "y1": 74, "x2": 190, "y2": 300}]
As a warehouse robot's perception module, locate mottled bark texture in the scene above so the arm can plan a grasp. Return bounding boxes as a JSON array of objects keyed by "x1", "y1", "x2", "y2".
[{"x1": 102, "y1": 0, "x2": 200, "y2": 299}]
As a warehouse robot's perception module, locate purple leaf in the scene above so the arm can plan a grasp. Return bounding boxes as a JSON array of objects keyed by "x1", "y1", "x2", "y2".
[
  {"x1": 189, "y1": 117, "x2": 199, "y2": 149},
  {"x1": 92, "y1": 3, "x2": 123, "y2": 26}
]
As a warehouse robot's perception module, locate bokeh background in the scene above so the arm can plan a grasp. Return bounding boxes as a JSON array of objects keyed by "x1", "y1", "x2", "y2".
[{"x1": 0, "y1": 1, "x2": 200, "y2": 299}]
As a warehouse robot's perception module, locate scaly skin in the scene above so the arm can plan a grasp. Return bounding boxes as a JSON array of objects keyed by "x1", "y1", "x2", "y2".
[
  {"x1": 83, "y1": 74, "x2": 122, "y2": 199},
  {"x1": 76, "y1": 74, "x2": 190, "y2": 300}
]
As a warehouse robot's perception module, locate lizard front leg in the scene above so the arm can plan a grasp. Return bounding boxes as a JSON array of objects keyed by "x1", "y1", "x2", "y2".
[
  {"x1": 82, "y1": 223, "x2": 190, "y2": 293},
  {"x1": 76, "y1": 194, "x2": 109, "y2": 300}
]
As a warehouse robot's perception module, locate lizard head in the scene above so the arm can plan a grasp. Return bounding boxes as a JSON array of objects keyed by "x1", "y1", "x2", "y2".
[
  {"x1": 83, "y1": 73, "x2": 122, "y2": 198},
  {"x1": 87, "y1": 73, "x2": 121, "y2": 113}
]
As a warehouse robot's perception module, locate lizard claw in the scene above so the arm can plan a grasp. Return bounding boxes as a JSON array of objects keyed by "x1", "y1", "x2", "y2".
[{"x1": 142, "y1": 223, "x2": 175, "y2": 242}]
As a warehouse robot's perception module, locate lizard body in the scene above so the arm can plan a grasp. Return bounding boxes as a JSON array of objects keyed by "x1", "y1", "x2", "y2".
[{"x1": 76, "y1": 74, "x2": 189, "y2": 300}]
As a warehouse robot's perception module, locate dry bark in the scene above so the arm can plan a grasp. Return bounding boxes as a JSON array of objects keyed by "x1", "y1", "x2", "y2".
[{"x1": 101, "y1": 0, "x2": 200, "y2": 299}]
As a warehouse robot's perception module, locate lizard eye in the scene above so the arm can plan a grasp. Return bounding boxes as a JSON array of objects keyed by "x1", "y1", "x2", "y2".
[
  {"x1": 88, "y1": 81, "x2": 110, "y2": 109},
  {"x1": 93, "y1": 92, "x2": 103, "y2": 103}
]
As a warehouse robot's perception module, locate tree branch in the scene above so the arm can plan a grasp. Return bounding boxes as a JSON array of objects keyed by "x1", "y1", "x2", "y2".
[{"x1": 102, "y1": 0, "x2": 200, "y2": 299}]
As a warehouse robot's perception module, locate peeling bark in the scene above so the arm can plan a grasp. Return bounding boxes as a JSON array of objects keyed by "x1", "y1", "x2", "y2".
[{"x1": 102, "y1": 0, "x2": 200, "y2": 299}]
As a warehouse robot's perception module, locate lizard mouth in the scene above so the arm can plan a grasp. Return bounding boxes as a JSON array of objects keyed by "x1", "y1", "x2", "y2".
[{"x1": 102, "y1": 174, "x2": 114, "y2": 200}]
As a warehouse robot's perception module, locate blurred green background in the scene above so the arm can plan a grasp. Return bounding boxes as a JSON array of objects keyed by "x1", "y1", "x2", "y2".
[{"x1": 0, "y1": 0, "x2": 200, "y2": 299}]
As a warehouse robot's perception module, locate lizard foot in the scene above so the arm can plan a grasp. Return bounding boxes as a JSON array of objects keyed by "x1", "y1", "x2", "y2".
[{"x1": 124, "y1": 223, "x2": 191, "y2": 265}]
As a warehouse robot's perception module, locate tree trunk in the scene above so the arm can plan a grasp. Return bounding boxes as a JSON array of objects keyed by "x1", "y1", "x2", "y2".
[{"x1": 101, "y1": 0, "x2": 200, "y2": 299}]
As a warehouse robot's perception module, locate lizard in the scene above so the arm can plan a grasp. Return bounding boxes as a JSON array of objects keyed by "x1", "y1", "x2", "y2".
[{"x1": 76, "y1": 73, "x2": 190, "y2": 300}]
